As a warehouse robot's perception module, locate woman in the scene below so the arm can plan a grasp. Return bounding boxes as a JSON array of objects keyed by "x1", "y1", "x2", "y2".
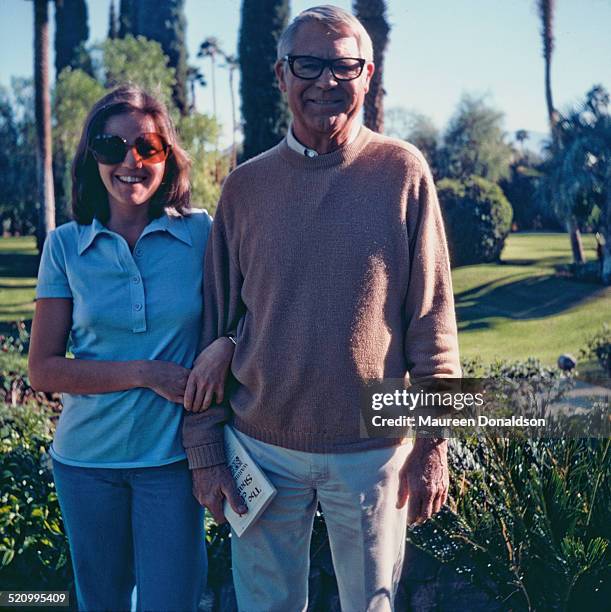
[{"x1": 28, "y1": 85, "x2": 233, "y2": 612}]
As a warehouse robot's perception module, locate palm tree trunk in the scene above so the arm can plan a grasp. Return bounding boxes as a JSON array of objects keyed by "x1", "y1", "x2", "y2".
[
  {"x1": 354, "y1": 0, "x2": 389, "y2": 133},
  {"x1": 228, "y1": 65, "x2": 237, "y2": 171},
  {"x1": 566, "y1": 216, "x2": 585, "y2": 265},
  {"x1": 34, "y1": 0, "x2": 56, "y2": 251}
]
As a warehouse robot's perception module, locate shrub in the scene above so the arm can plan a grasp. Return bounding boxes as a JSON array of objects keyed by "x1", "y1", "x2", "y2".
[
  {"x1": 437, "y1": 176, "x2": 513, "y2": 266},
  {"x1": 580, "y1": 324, "x2": 611, "y2": 376},
  {"x1": 408, "y1": 436, "x2": 611, "y2": 611},
  {"x1": 0, "y1": 402, "x2": 71, "y2": 590}
]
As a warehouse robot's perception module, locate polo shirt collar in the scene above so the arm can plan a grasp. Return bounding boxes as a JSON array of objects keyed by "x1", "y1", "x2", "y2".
[{"x1": 78, "y1": 213, "x2": 192, "y2": 255}]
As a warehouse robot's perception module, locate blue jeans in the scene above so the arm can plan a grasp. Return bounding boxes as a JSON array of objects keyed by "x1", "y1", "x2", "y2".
[{"x1": 52, "y1": 459, "x2": 206, "y2": 612}]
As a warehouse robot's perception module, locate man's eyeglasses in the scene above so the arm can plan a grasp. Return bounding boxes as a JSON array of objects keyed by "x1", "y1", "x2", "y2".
[
  {"x1": 283, "y1": 55, "x2": 366, "y2": 81},
  {"x1": 90, "y1": 133, "x2": 171, "y2": 165}
]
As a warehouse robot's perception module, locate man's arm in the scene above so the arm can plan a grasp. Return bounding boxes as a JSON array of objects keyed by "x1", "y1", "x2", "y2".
[
  {"x1": 399, "y1": 157, "x2": 461, "y2": 524},
  {"x1": 182, "y1": 199, "x2": 248, "y2": 521},
  {"x1": 182, "y1": 200, "x2": 246, "y2": 469}
]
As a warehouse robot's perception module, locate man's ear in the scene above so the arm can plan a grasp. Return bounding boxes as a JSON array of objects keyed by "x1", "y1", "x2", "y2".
[
  {"x1": 363, "y1": 62, "x2": 375, "y2": 95},
  {"x1": 275, "y1": 60, "x2": 287, "y2": 93}
]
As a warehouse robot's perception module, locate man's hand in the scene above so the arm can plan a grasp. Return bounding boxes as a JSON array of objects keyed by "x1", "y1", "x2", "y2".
[
  {"x1": 184, "y1": 337, "x2": 235, "y2": 412},
  {"x1": 192, "y1": 464, "x2": 248, "y2": 524},
  {"x1": 397, "y1": 438, "x2": 449, "y2": 525}
]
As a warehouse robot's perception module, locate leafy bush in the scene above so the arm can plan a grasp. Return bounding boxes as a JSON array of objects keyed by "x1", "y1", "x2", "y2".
[
  {"x1": 0, "y1": 402, "x2": 71, "y2": 590},
  {"x1": 437, "y1": 176, "x2": 513, "y2": 266},
  {"x1": 580, "y1": 324, "x2": 611, "y2": 376},
  {"x1": 408, "y1": 436, "x2": 611, "y2": 611}
]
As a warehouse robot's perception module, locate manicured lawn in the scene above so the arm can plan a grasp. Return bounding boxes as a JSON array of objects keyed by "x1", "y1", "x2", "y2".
[
  {"x1": 0, "y1": 237, "x2": 38, "y2": 372},
  {"x1": 0, "y1": 232, "x2": 609, "y2": 370},
  {"x1": 454, "y1": 232, "x2": 610, "y2": 365}
]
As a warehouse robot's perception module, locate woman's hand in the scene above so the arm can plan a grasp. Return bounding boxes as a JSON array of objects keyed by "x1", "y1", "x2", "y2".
[
  {"x1": 144, "y1": 360, "x2": 191, "y2": 404},
  {"x1": 183, "y1": 337, "x2": 235, "y2": 412}
]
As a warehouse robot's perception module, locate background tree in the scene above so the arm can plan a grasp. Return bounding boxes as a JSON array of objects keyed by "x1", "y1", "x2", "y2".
[
  {"x1": 537, "y1": 0, "x2": 584, "y2": 263},
  {"x1": 515, "y1": 129, "x2": 529, "y2": 155},
  {"x1": 117, "y1": 0, "x2": 189, "y2": 116},
  {"x1": 101, "y1": 35, "x2": 176, "y2": 109},
  {"x1": 539, "y1": 86, "x2": 611, "y2": 282},
  {"x1": 108, "y1": 0, "x2": 118, "y2": 40},
  {"x1": 385, "y1": 107, "x2": 440, "y2": 177},
  {"x1": 54, "y1": 0, "x2": 93, "y2": 77},
  {"x1": 186, "y1": 65, "x2": 206, "y2": 113},
  {"x1": 239, "y1": 0, "x2": 289, "y2": 161},
  {"x1": 178, "y1": 112, "x2": 223, "y2": 213},
  {"x1": 353, "y1": 0, "x2": 389, "y2": 133},
  {"x1": 33, "y1": 0, "x2": 55, "y2": 250},
  {"x1": 53, "y1": 69, "x2": 104, "y2": 222},
  {"x1": 117, "y1": 0, "x2": 136, "y2": 39},
  {"x1": 0, "y1": 80, "x2": 38, "y2": 235},
  {"x1": 222, "y1": 53, "x2": 239, "y2": 171},
  {"x1": 438, "y1": 94, "x2": 513, "y2": 183}
]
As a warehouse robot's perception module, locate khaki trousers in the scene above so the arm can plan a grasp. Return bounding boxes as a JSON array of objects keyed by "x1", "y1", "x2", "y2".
[{"x1": 230, "y1": 428, "x2": 412, "y2": 612}]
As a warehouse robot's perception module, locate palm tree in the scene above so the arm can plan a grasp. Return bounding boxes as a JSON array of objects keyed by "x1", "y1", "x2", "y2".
[
  {"x1": 353, "y1": 0, "x2": 390, "y2": 133},
  {"x1": 545, "y1": 87, "x2": 611, "y2": 283},
  {"x1": 198, "y1": 37, "x2": 220, "y2": 176},
  {"x1": 537, "y1": 0, "x2": 584, "y2": 263},
  {"x1": 186, "y1": 65, "x2": 206, "y2": 114},
  {"x1": 33, "y1": 0, "x2": 56, "y2": 251},
  {"x1": 515, "y1": 129, "x2": 529, "y2": 156},
  {"x1": 220, "y1": 53, "x2": 239, "y2": 171}
]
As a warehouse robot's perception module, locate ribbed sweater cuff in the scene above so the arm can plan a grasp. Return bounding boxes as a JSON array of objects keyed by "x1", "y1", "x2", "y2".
[{"x1": 185, "y1": 442, "x2": 226, "y2": 469}]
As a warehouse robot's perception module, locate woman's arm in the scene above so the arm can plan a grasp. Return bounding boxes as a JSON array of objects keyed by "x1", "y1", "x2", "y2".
[{"x1": 28, "y1": 298, "x2": 189, "y2": 403}]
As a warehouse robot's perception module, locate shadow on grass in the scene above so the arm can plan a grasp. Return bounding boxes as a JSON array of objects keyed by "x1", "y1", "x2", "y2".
[
  {"x1": 456, "y1": 274, "x2": 606, "y2": 331},
  {"x1": 0, "y1": 252, "x2": 38, "y2": 279},
  {"x1": 500, "y1": 254, "x2": 570, "y2": 267}
]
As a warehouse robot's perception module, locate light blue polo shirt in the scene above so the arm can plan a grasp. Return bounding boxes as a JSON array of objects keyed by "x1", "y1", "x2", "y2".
[{"x1": 35, "y1": 210, "x2": 212, "y2": 468}]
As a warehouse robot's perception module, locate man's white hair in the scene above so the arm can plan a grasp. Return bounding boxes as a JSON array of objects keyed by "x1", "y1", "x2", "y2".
[{"x1": 277, "y1": 5, "x2": 374, "y2": 62}]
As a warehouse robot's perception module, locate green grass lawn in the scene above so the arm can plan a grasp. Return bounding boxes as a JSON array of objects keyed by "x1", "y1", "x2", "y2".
[
  {"x1": 0, "y1": 232, "x2": 609, "y2": 370},
  {"x1": 454, "y1": 232, "x2": 610, "y2": 365}
]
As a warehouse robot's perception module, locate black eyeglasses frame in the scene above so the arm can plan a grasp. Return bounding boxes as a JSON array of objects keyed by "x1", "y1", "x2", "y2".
[{"x1": 283, "y1": 55, "x2": 367, "y2": 81}]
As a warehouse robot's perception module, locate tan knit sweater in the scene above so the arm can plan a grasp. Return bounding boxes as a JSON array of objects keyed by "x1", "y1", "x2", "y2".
[{"x1": 183, "y1": 127, "x2": 460, "y2": 468}]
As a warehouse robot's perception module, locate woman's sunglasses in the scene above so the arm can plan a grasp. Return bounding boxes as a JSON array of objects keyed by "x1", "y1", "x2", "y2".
[{"x1": 90, "y1": 132, "x2": 171, "y2": 165}]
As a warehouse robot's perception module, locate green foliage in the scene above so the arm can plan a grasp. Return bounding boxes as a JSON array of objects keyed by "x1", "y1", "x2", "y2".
[
  {"x1": 54, "y1": 0, "x2": 93, "y2": 77},
  {"x1": 0, "y1": 80, "x2": 37, "y2": 235},
  {"x1": 439, "y1": 94, "x2": 514, "y2": 183},
  {"x1": 385, "y1": 108, "x2": 440, "y2": 177},
  {"x1": 580, "y1": 324, "x2": 611, "y2": 376},
  {"x1": 0, "y1": 402, "x2": 71, "y2": 590},
  {"x1": 53, "y1": 69, "x2": 105, "y2": 223},
  {"x1": 499, "y1": 158, "x2": 561, "y2": 231},
  {"x1": 178, "y1": 113, "x2": 223, "y2": 214},
  {"x1": 437, "y1": 176, "x2": 513, "y2": 266},
  {"x1": 118, "y1": 0, "x2": 189, "y2": 114},
  {"x1": 239, "y1": 0, "x2": 289, "y2": 161},
  {"x1": 409, "y1": 436, "x2": 611, "y2": 610},
  {"x1": 538, "y1": 86, "x2": 610, "y2": 229},
  {"x1": 101, "y1": 35, "x2": 176, "y2": 110}
]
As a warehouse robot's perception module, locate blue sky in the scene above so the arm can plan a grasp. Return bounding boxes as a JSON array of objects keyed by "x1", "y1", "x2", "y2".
[{"x1": 1, "y1": 0, "x2": 609, "y2": 149}]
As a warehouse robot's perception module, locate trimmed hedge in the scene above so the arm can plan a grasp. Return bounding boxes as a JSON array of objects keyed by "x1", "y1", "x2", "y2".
[{"x1": 437, "y1": 176, "x2": 513, "y2": 266}]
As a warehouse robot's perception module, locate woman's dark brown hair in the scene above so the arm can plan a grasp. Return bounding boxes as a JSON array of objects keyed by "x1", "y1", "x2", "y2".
[{"x1": 72, "y1": 85, "x2": 191, "y2": 224}]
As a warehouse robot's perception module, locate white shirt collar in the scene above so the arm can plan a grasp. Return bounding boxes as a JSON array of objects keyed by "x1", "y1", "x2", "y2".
[{"x1": 286, "y1": 121, "x2": 362, "y2": 157}]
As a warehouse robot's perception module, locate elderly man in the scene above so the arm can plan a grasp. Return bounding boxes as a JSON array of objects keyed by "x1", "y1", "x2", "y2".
[{"x1": 183, "y1": 5, "x2": 460, "y2": 611}]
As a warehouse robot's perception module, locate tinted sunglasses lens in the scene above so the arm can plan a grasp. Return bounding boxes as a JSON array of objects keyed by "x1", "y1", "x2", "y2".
[
  {"x1": 91, "y1": 135, "x2": 127, "y2": 164},
  {"x1": 135, "y1": 133, "x2": 168, "y2": 164}
]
